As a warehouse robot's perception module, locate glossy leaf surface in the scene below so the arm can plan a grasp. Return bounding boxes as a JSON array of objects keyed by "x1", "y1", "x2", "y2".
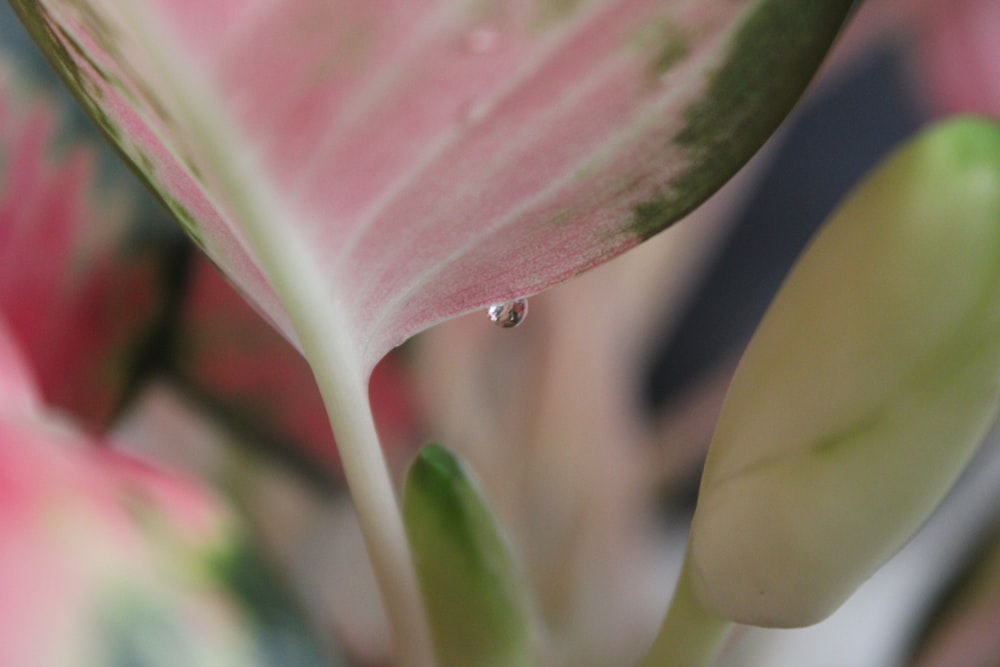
[{"x1": 10, "y1": 0, "x2": 853, "y2": 371}]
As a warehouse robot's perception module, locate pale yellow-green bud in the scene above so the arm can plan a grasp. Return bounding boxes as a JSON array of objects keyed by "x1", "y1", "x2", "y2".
[{"x1": 688, "y1": 117, "x2": 1000, "y2": 628}]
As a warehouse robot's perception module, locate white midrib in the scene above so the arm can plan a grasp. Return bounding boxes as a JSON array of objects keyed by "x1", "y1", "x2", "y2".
[{"x1": 108, "y1": 3, "x2": 435, "y2": 666}]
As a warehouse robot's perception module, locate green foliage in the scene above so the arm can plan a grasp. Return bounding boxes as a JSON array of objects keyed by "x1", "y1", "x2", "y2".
[{"x1": 404, "y1": 444, "x2": 537, "y2": 667}]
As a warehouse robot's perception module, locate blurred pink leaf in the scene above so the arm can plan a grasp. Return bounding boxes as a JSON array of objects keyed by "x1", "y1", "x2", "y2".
[
  {"x1": 856, "y1": 0, "x2": 1000, "y2": 118},
  {"x1": 0, "y1": 429, "x2": 268, "y2": 667},
  {"x1": 0, "y1": 307, "x2": 333, "y2": 665},
  {"x1": 10, "y1": 0, "x2": 854, "y2": 373},
  {"x1": 0, "y1": 57, "x2": 173, "y2": 430},
  {"x1": 0, "y1": 316, "x2": 266, "y2": 667},
  {"x1": 915, "y1": 0, "x2": 1000, "y2": 117},
  {"x1": 0, "y1": 54, "x2": 332, "y2": 667},
  {"x1": 2, "y1": 49, "x2": 415, "y2": 477},
  {"x1": 910, "y1": 521, "x2": 1000, "y2": 667},
  {"x1": 0, "y1": 313, "x2": 40, "y2": 416}
]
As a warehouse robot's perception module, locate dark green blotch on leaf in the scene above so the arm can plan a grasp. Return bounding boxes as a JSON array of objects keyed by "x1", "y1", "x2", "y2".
[{"x1": 627, "y1": 0, "x2": 856, "y2": 240}]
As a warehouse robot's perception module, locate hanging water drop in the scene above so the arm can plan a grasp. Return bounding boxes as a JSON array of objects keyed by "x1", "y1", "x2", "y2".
[
  {"x1": 460, "y1": 98, "x2": 490, "y2": 125},
  {"x1": 487, "y1": 298, "x2": 528, "y2": 328}
]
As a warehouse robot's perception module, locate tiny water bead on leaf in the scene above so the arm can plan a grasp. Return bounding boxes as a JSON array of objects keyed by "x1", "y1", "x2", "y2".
[
  {"x1": 463, "y1": 26, "x2": 501, "y2": 55},
  {"x1": 487, "y1": 298, "x2": 529, "y2": 328}
]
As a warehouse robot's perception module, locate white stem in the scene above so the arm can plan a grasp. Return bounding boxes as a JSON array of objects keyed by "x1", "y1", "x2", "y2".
[
  {"x1": 290, "y1": 278, "x2": 437, "y2": 667},
  {"x1": 223, "y1": 203, "x2": 435, "y2": 667},
  {"x1": 214, "y1": 160, "x2": 435, "y2": 667},
  {"x1": 111, "y1": 5, "x2": 436, "y2": 664},
  {"x1": 640, "y1": 553, "x2": 732, "y2": 667},
  {"x1": 216, "y1": 198, "x2": 435, "y2": 667}
]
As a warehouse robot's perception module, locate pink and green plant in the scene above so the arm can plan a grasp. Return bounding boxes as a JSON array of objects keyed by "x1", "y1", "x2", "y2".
[{"x1": 2, "y1": 0, "x2": 1000, "y2": 665}]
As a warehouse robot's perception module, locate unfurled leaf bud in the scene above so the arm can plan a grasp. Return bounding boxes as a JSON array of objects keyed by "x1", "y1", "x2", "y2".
[
  {"x1": 403, "y1": 444, "x2": 536, "y2": 667},
  {"x1": 688, "y1": 117, "x2": 1000, "y2": 628}
]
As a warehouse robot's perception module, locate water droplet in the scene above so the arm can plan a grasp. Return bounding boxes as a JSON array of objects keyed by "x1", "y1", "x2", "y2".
[
  {"x1": 465, "y1": 26, "x2": 499, "y2": 54},
  {"x1": 487, "y1": 298, "x2": 528, "y2": 328},
  {"x1": 460, "y1": 98, "x2": 490, "y2": 125}
]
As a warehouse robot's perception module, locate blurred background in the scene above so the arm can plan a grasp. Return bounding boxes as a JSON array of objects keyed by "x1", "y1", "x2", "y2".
[{"x1": 2, "y1": 1, "x2": 1000, "y2": 666}]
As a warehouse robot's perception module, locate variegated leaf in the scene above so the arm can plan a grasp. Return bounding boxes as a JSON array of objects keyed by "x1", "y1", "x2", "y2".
[
  {"x1": 10, "y1": 0, "x2": 854, "y2": 372},
  {"x1": 0, "y1": 50, "x2": 175, "y2": 429}
]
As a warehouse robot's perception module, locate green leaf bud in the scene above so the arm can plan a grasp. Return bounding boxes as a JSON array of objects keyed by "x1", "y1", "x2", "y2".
[
  {"x1": 689, "y1": 117, "x2": 1000, "y2": 628},
  {"x1": 403, "y1": 444, "x2": 537, "y2": 667}
]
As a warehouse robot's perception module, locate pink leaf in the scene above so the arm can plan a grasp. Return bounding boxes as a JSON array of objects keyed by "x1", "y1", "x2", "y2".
[
  {"x1": 9, "y1": 4, "x2": 855, "y2": 656},
  {"x1": 0, "y1": 300, "x2": 251, "y2": 665},
  {"x1": 0, "y1": 313, "x2": 40, "y2": 416},
  {"x1": 11, "y1": 0, "x2": 854, "y2": 373},
  {"x1": 916, "y1": 0, "x2": 1000, "y2": 117},
  {"x1": 0, "y1": 55, "x2": 174, "y2": 430},
  {"x1": 0, "y1": 393, "x2": 261, "y2": 666}
]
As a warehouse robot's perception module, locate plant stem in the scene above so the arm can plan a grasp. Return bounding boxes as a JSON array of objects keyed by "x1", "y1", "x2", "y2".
[
  {"x1": 640, "y1": 554, "x2": 733, "y2": 667},
  {"x1": 235, "y1": 235, "x2": 435, "y2": 667},
  {"x1": 221, "y1": 201, "x2": 435, "y2": 667},
  {"x1": 112, "y1": 6, "x2": 436, "y2": 660},
  {"x1": 122, "y1": 36, "x2": 435, "y2": 667},
  {"x1": 293, "y1": 300, "x2": 436, "y2": 667},
  {"x1": 227, "y1": 223, "x2": 436, "y2": 667}
]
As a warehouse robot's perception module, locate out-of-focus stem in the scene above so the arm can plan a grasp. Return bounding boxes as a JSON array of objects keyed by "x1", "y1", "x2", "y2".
[{"x1": 640, "y1": 555, "x2": 733, "y2": 667}]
